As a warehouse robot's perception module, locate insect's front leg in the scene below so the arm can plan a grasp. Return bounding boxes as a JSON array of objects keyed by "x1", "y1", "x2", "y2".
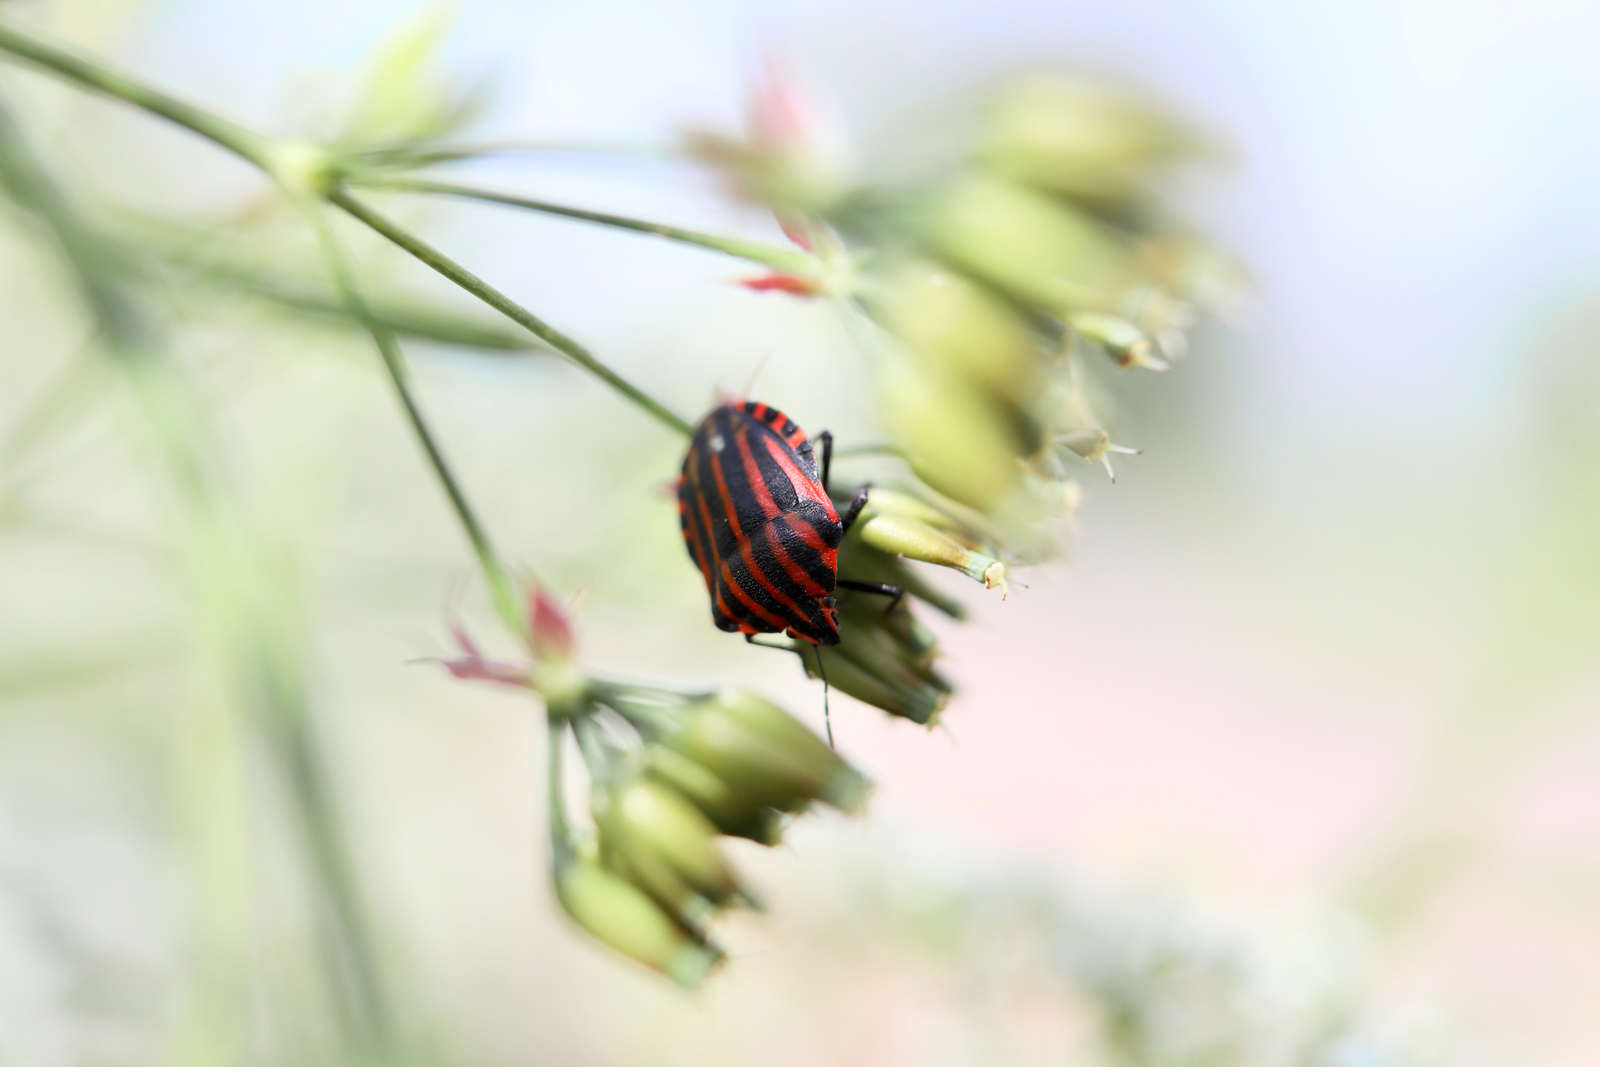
[
  {"x1": 839, "y1": 485, "x2": 870, "y2": 535},
  {"x1": 836, "y1": 578, "x2": 905, "y2": 613},
  {"x1": 817, "y1": 429, "x2": 833, "y2": 490}
]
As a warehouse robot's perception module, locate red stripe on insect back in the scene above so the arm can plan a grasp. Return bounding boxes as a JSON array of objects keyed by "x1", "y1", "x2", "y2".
[
  {"x1": 762, "y1": 433, "x2": 836, "y2": 514},
  {"x1": 685, "y1": 497, "x2": 715, "y2": 590},
  {"x1": 733, "y1": 424, "x2": 782, "y2": 519},
  {"x1": 706, "y1": 433, "x2": 745, "y2": 545},
  {"x1": 781, "y1": 509, "x2": 830, "y2": 552}
]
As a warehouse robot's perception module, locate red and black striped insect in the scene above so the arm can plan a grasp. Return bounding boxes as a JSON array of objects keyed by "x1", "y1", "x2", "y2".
[{"x1": 677, "y1": 400, "x2": 895, "y2": 647}]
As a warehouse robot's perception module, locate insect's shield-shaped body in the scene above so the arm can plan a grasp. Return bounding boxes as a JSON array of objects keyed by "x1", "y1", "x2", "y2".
[{"x1": 678, "y1": 402, "x2": 843, "y2": 645}]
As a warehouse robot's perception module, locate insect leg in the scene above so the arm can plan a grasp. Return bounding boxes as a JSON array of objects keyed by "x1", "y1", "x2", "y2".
[
  {"x1": 836, "y1": 578, "x2": 905, "y2": 613},
  {"x1": 838, "y1": 485, "x2": 870, "y2": 534},
  {"x1": 818, "y1": 429, "x2": 833, "y2": 490},
  {"x1": 744, "y1": 633, "x2": 799, "y2": 652}
]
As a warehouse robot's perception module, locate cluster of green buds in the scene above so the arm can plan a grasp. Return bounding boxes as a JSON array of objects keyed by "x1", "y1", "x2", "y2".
[
  {"x1": 438, "y1": 588, "x2": 868, "y2": 987},
  {"x1": 774, "y1": 486, "x2": 1012, "y2": 727},
  {"x1": 858, "y1": 74, "x2": 1241, "y2": 519},
  {"x1": 693, "y1": 68, "x2": 1241, "y2": 528}
]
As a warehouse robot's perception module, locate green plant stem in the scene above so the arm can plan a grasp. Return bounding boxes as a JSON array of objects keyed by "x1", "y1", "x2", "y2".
[
  {"x1": 351, "y1": 174, "x2": 816, "y2": 274},
  {"x1": 123, "y1": 213, "x2": 547, "y2": 353},
  {"x1": 305, "y1": 200, "x2": 527, "y2": 636},
  {"x1": 0, "y1": 20, "x2": 691, "y2": 437},
  {"x1": 353, "y1": 138, "x2": 679, "y2": 168},
  {"x1": 0, "y1": 20, "x2": 268, "y2": 166},
  {"x1": 548, "y1": 717, "x2": 575, "y2": 861},
  {"x1": 330, "y1": 186, "x2": 692, "y2": 436}
]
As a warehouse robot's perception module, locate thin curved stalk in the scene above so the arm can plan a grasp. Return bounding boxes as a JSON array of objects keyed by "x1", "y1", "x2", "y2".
[
  {"x1": 548, "y1": 717, "x2": 576, "y2": 860},
  {"x1": 353, "y1": 138, "x2": 680, "y2": 168},
  {"x1": 330, "y1": 186, "x2": 693, "y2": 436},
  {"x1": 305, "y1": 200, "x2": 527, "y2": 636},
  {"x1": 0, "y1": 21, "x2": 692, "y2": 438},
  {"x1": 0, "y1": 20, "x2": 267, "y2": 166},
  {"x1": 351, "y1": 175, "x2": 815, "y2": 274}
]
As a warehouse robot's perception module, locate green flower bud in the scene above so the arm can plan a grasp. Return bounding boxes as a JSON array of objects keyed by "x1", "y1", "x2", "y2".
[
  {"x1": 1066, "y1": 310, "x2": 1167, "y2": 370},
  {"x1": 835, "y1": 539, "x2": 969, "y2": 620},
  {"x1": 869, "y1": 261, "x2": 1042, "y2": 407},
  {"x1": 666, "y1": 703, "x2": 869, "y2": 814},
  {"x1": 857, "y1": 486, "x2": 1013, "y2": 559},
  {"x1": 805, "y1": 646, "x2": 946, "y2": 726},
  {"x1": 836, "y1": 595, "x2": 945, "y2": 683},
  {"x1": 875, "y1": 347, "x2": 1020, "y2": 512},
  {"x1": 645, "y1": 744, "x2": 784, "y2": 846},
  {"x1": 830, "y1": 598, "x2": 948, "y2": 707},
  {"x1": 977, "y1": 74, "x2": 1196, "y2": 202},
  {"x1": 553, "y1": 842, "x2": 722, "y2": 988},
  {"x1": 706, "y1": 688, "x2": 834, "y2": 763},
  {"x1": 597, "y1": 830, "x2": 715, "y2": 928},
  {"x1": 593, "y1": 778, "x2": 740, "y2": 905},
  {"x1": 923, "y1": 172, "x2": 1138, "y2": 314},
  {"x1": 856, "y1": 513, "x2": 1007, "y2": 591}
]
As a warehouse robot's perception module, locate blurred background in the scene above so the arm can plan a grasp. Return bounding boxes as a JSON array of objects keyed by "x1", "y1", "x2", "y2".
[{"x1": 2, "y1": 0, "x2": 1599, "y2": 1063}]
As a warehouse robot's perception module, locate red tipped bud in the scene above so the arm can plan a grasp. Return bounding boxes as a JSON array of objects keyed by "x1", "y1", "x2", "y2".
[{"x1": 739, "y1": 272, "x2": 821, "y2": 296}]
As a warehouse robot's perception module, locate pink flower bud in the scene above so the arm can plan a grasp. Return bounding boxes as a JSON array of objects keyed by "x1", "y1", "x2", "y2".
[
  {"x1": 529, "y1": 585, "x2": 575, "y2": 661},
  {"x1": 739, "y1": 272, "x2": 820, "y2": 296}
]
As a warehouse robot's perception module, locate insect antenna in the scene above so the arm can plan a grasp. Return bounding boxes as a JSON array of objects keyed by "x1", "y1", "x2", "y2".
[
  {"x1": 810, "y1": 645, "x2": 834, "y2": 749},
  {"x1": 741, "y1": 350, "x2": 774, "y2": 399}
]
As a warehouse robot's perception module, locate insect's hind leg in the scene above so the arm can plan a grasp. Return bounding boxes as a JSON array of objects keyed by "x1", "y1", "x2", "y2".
[
  {"x1": 743, "y1": 633, "x2": 799, "y2": 652},
  {"x1": 836, "y1": 578, "x2": 905, "y2": 613}
]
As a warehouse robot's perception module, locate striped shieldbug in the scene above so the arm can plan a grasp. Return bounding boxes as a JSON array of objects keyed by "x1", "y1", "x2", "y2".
[{"x1": 677, "y1": 400, "x2": 897, "y2": 648}]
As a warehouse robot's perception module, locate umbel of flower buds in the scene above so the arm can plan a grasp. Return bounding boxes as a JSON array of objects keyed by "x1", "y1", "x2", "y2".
[
  {"x1": 695, "y1": 68, "x2": 1240, "y2": 527},
  {"x1": 437, "y1": 589, "x2": 869, "y2": 987},
  {"x1": 560, "y1": 685, "x2": 869, "y2": 984},
  {"x1": 770, "y1": 486, "x2": 1034, "y2": 726}
]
